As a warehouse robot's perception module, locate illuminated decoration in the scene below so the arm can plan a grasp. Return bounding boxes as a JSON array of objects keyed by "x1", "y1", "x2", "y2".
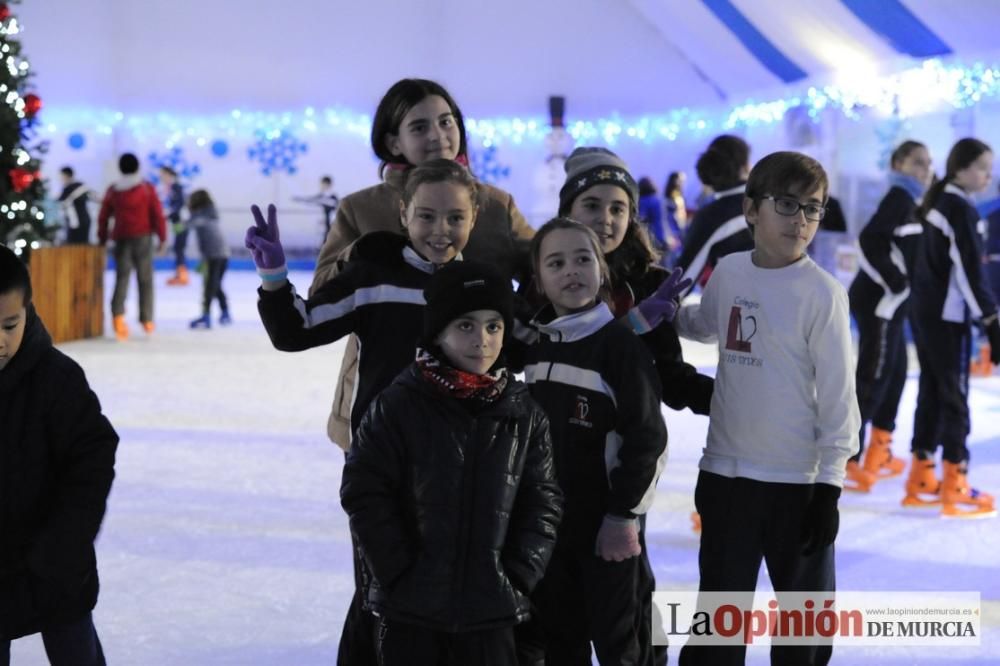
[
  {"x1": 147, "y1": 147, "x2": 201, "y2": 183},
  {"x1": 0, "y1": 1, "x2": 53, "y2": 250},
  {"x1": 34, "y1": 58, "x2": 1000, "y2": 150},
  {"x1": 247, "y1": 129, "x2": 308, "y2": 176},
  {"x1": 67, "y1": 131, "x2": 85, "y2": 149},
  {"x1": 210, "y1": 139, "x2": 228, "y2": 157},
  {"x1": 468, "y1": 144, "x2": 511, "y2": 184}
]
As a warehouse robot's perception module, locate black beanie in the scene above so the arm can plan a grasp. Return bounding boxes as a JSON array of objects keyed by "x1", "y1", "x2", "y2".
[{"x1": 422, "y1": 261, "x2": 514, "y2": 345}]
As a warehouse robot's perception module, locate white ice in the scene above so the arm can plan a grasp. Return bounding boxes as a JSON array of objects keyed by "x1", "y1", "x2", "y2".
[{"x1": 10, "y1": 269, "x2": 1000, "y2": 664}]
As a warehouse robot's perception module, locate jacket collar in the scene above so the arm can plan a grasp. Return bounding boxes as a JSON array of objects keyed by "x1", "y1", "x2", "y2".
[
  {"x1": 403, "y1": 246, "x2": 463, "y2": 274},
  {"x1": 944, "y1": 182, "x2": 974, "y2": 202},
  {"x1": 112, "y1": 173, "x2": 145, "y2": 191},
  {"x1": 532, "y1": 302, "x2": 614, "y2": 343},
  {"x1": 400, "y1": 362, "x2": 527, "y2": 417},
  {"x1": 714, "y1": 184, "x2": 747, "y2": 199}
]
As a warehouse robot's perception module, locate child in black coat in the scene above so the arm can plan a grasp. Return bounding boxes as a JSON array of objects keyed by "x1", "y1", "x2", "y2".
[
  {"x1": 340, "y1": 261, "x2": 562, "y2": 666},
  {"x1": 0, "y1": 245, "x2": 118, "y2": 665}
]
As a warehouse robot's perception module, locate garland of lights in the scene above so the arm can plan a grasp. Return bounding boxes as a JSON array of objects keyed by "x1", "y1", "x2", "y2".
[{"x1": 37, "y1": 58, "x2": 1000, "y2": 149}]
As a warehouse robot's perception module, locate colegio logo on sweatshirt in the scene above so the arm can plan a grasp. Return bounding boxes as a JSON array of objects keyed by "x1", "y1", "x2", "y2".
[
  {"x1": 570, "y1": 395, "x2": 593, "y2": 428},
  {"x1": 725, "y1": 305, "x2": 757, "y2": 353}
]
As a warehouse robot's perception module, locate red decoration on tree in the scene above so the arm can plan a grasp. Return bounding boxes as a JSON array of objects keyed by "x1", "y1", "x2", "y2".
[
  {"x1": 9, "y1": 167, "x2": 37, "y2": 192},
  {"x1": 23, "y1": 93, "x2": 42, "y2": 118},
  {"x1": 0, "y1": 5, "x2": 10, "y2": 22}
]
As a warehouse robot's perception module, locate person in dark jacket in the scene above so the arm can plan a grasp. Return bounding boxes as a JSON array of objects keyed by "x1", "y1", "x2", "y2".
[
  {"x1": 0, "y1": 245, "x2": 118, "y2": 665},
  {"x1": 160, "y1": 166, "x2": 190, "y2": 286},
  {"x1": 526, "y1": 219, "x2": 668, "y2": 666},
  {"x1": 846, "y1": 140, "x2": 931, "y2": 492},
  {"x1": 341, "y1": 261, "x2": 562, "y2": 666},
  {"x1": 674, "y1": 134, "x2": 754, "y2": 296},
  {"x1": 908, "y1": 138, "x2": 999, "y2": 517},
  {"x1": 57, "y1": 166, "x2": 96, "y2": 245}
]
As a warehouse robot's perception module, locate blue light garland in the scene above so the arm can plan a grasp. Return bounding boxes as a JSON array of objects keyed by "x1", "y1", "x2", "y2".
[{"x1": 36, "y1": 58, "x2": 1000, "y2": 149}]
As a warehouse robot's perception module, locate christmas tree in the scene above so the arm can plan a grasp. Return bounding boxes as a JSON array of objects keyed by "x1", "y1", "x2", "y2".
[{"x1": 0, "y1": 0, "x2": 53, "y2": 256}]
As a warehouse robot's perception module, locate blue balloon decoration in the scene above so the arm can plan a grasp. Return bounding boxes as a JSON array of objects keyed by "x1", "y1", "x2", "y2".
[
  {"x1": 68, "y1": 132, "x2": 86, "y2": 150},
  {"x1": 211, "y1": 140, "x2": 229, "y2": 157}
]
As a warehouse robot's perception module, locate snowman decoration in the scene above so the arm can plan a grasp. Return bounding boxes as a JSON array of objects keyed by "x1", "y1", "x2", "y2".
[{"x1": 532, "y1": 96, "x2": 576, "y2": 226}]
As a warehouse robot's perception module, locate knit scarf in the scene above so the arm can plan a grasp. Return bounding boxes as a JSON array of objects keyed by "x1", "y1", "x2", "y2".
[
  {"x1": 888, "y1": 171, "x2": 926, "y2": 202},
  {"x1": 415, "y1": 347, "x2": 507, "y2": 407}
]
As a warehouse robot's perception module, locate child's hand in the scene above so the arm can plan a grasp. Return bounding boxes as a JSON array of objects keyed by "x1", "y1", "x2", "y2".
[
  {"x1": 246, "y1": 204, "x2": 288, "y2": 286},
  {"x1": 595, "y1": 515, "x2": 641, "y2": 562},
  {"x1": 629, "y1": 268, "x2": 692, "y2": 333}
]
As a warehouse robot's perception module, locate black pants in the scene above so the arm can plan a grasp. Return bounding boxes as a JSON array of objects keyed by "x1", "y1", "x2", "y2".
[
  {"x1": 338, "y1": 523, "x2": 378, "y2": 666},
  {"x1": 533, "y1": 535, "x2": 651, "y2": 665},
  {"x1": 851, "y1": 299, "x2": 908, "y2": 460},
  {"x1": 173, "y1": 227, "x2": 189, "y2": 266},
  {"x1": 201, "y1": 258, "x2": 229, "y2": 315},
  {"x1": 0, "y1": 612, "x2": 105, "y2": 666},
  {"x1": 375, "y1": 617, "x2": 516, "y2": 666},
  {"x1": 678, "y1": 472, "x2": 835, "y2": 666},
  {"x1": 910, "y1": 316, "x2": 972, "y2": 463}
]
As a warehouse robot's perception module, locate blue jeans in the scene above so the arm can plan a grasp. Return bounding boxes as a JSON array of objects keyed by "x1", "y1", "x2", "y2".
[{"x1": 0, "y1": 612, "x2": 105, "y2": 666}]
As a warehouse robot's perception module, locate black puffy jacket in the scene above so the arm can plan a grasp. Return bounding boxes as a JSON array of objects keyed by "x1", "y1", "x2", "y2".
[
  {"x1": 340, "y1": 364, "x2": 562, "y2": 632},
  {"x1": 0, "y1": 307, "x2": 118, "y2": 640}
]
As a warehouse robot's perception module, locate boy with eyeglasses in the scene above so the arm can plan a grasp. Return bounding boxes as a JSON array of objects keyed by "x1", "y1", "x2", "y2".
[{"x1": 668, "y1": 151, "x2": 860, "y2": 665}]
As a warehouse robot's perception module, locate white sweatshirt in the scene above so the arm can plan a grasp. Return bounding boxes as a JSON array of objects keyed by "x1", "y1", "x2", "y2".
[{"x1": 675, "y1": 251, "x2": 860, "y2": 487}]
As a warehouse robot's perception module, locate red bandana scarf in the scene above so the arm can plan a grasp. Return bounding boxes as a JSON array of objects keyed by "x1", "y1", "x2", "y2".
[{"x1": 415, "y1": 347, "x2": 507, "y2": 406}]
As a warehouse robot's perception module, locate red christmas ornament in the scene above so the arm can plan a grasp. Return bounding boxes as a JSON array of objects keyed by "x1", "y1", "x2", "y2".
[
  {"x1": 0, "y1": 5, "x2": 10, "y2": 22},
  {"x1": 23, "y1": 93, "x2": 42, "y2": 118},
  {"x1": 9, "y1": 168, "x2": 37, "y2": 192}
]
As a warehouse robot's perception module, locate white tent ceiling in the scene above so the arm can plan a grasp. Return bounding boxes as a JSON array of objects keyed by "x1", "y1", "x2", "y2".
[{"x1": 22, "y1": 0, "x2": 1000, "y2": 119}]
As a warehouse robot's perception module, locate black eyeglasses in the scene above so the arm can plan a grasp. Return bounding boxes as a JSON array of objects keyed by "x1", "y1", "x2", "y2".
[{"x1": 762, "y1": 196, "x2": 826, "y2": 222}]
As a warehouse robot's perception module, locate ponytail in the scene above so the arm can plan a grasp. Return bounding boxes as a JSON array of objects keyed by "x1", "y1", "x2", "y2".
[{"x1": 917, "y1": 138, "x2": 992, "y2": 220}]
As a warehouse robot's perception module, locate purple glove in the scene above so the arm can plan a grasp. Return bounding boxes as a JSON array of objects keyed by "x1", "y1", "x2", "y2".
[
  {"x1": 627, "y1": 267, "x2": 692, "y2": 334},
  {"x1": 246, "y1": 204, "x2": 288, "y2": 283}
]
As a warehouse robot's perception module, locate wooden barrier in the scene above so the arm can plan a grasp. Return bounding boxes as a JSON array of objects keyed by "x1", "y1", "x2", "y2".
[{"x1": 29, "y1": 245, "x2": 105, "y2": 343}]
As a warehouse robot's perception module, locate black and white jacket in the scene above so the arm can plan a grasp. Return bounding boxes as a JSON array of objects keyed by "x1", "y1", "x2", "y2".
[
  {"x1": 257, "y1": 232, "x2": 441, "y2": 435},
  {"x1": 674, "y1": 184, "x2": 753, "y2": 295},
  {"x1": 912, "y1": 184, "x2": 998, "y2": 324},
  {"x1": 852, "y1": 185, "x2": 920, "y2": 320},
  {"x1": 524, "y1": 303, "x2": 667, "y2": 547}
]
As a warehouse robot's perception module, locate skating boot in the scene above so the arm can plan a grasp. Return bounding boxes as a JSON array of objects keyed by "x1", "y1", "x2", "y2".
[
  {"x1": 112, "y1": 314, "x2": 129, "y2": 341},
  {"x1": 862, "y1": 427, "x2": 905, "y2": 479},
  {"x1": 190, "y1": 314, "x2": 211, "y2": 329},
  {"x1": 167, "y1": 264, "x2": 190, "y2": 286},
  {"x1": 845, "y1": 459, "x2": 876, "y2": 493},
  {"x1": 941, "y1": 461, "x2": 997, "y2": 519},
  {"x1": 219, "y1": 310, "x2": 232, "y2": 326},
  {"x1": 970, "y1": 344, "x2": 993, "y2": 377},
  {"x1": 901, "y1": 451, "x2": 941, "y2": 508},
  {"x1": 142, "y1": 321, "x2": 155, "y2": 334},
  {"x1": 690, "y1": 511, "x2": 701, "y2": 533}
]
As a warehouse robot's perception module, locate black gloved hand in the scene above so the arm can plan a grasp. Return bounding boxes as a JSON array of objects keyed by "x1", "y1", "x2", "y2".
[
  {"x1": 800, "y1": 483, "x2": 841, "y2": 556},
  {"x1": 985, "y1": 316, "x2": 1000, "y2": 365},
  {"x1": 885, "y1": 273, "x2": 907, "y2": 295}
]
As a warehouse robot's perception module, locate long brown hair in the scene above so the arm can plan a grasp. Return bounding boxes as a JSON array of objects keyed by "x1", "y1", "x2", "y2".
[{"x1": 917, "y1": 138, "x2": 992, "y2": 220}]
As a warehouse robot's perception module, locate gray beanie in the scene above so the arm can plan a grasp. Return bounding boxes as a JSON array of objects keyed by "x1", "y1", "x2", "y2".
[{"x1": 558, "y1": 147, "x2": 639, "y2": 216}]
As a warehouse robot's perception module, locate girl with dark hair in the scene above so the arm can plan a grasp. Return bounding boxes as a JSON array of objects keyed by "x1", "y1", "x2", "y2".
[
  {"x1": 311, "y1": 79, "x2": 535, "y2": 451},
  {"x1": 186, "y1": 189, "x2": 231, "y2": 329},
  {"x1": 663, "y1": 170, "x2": 688, "y2": 251},
  {"x1": 637, "y1": 176, "x2": 666, "y2": 248},
  {"x1": 907, "y1": 138, "x2": 998, "y2": 517},
  {"x1": 845, "y1": 140, "x2": 931, "y2": 492}
]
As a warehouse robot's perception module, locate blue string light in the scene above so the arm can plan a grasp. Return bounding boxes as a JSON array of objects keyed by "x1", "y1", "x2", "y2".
[{"x1": 36, "y1": 59, "x2": 1000, "y2": 148}]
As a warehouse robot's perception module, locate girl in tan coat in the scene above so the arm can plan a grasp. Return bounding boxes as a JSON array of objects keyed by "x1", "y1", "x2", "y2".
[{"x1": 310, "y1": 78, "x2": 535, "y2": 451}]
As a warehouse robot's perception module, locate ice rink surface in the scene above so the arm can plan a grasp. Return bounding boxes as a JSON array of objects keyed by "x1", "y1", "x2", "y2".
[{"x1": 11, "y1": 270, "x2": 1000, "y2": 664}]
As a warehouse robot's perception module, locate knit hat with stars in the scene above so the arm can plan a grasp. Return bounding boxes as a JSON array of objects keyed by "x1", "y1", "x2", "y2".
[{"x1": 558, "y1": 146, "x2": 639, "y2": 216}]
